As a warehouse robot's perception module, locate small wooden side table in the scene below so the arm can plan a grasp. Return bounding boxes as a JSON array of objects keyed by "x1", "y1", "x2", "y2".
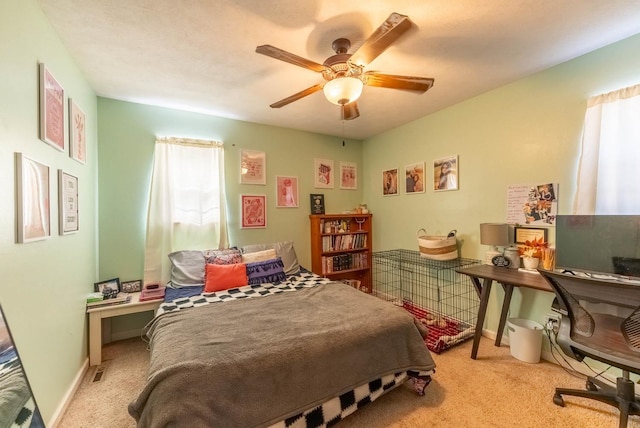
[{"x1": 86, "y1": 292, "x2": 161, "y2": 366}]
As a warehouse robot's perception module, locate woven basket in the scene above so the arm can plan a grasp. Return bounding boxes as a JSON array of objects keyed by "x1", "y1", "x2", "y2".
[{"x1": 417, "y1": 229, "x2": 458, "y2": 261}]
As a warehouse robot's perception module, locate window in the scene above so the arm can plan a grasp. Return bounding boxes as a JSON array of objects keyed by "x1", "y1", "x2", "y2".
[
  {"x1": 574, "y1": 84, "x2": 640, "y2": 214},
  {"x1": 144, "y1": 137, "x2": 229, "y2": 285}
]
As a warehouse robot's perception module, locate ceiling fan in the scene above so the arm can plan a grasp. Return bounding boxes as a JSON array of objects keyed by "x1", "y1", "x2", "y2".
[{"x1": 256, "y1": 12, "x2": 434, "y2": 120}]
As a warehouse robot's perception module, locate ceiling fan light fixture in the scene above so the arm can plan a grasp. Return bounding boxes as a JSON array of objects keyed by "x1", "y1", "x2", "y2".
[{"x1": 323, "y1": 77, "x2": 363, "y2": 105}]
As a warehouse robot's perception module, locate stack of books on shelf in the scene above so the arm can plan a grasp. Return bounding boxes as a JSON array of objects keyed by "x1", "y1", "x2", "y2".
[
  {"x1": 322, "y1": 234, "x2": 367, "y2": 251},
  {"x1": 86, "y1": 292, "x2": 131, "y2": 309},
  {"x1": 321, "y1": 253, "x2": 368, "y2": 274}
]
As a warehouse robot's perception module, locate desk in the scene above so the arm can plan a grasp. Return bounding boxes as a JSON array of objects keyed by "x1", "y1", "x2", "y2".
[
  {"x1": 86, "y1": 292, "x2": 161, "y2": 366},
  {"x1": 456, "y1": 265, "x2": 553, "y2": 359}
]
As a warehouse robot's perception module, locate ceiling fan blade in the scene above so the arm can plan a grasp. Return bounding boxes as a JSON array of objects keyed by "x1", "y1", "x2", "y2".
[
  {"x1": 269, "y1": 84, "x2": 324, "y2": 108},
  {"x1": 348, "y1": 13, "x2": 412, "y2": 67},
  {"x1": 363, "y1": 72, "x2": 434, "y2": 93},
  {"x1": 256, "y1": 45, "x2": 328, "y2": 73},
  {"x1": 341, "y1": 102, "x2": 360, "y2": 121}
]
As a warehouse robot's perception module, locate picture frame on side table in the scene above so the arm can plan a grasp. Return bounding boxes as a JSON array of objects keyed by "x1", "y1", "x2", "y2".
[
  {"x1": 94, "y1": 278, "x2": 121, "y2": 294},
  {"x1": 58, "y1": 170, "x2": 79, "y2": 235},
  {"x1": 240, "y1": 149, "x2": 266, "y2": 185},
  {"x1": 339, "y1": 162, "x2": 357, "y2": 190},
  {"x1": 241, "y1": 194, "x2": 267, "y2": 228},
  {"x1": 275, "y1": 176, "x2": 298, "y2": 208},
  {"x1": 514, "y1": 227, "x2": 548, "y2": 244},
  {"x1": 434, "y1": 155, "x2": 459, "y2": 191},
  {"x1": 382, "y1": 168, "x2": 399, "y2": 196},
  {"x1": 405, "y1": 162, "x2": 425, "y2": 194},
  {"x1": 39, "y1": 63, "x2": 65, "y2": 151},
  {"x1": 15, "y1": 153, "x2": 51, "y2": 243},
  {"x1": 120, "y1": 279, "x2": 142, "y2": 293},
  {"x1": 69, "y1": 99, "x2": 87, "y2": 164},
  {"x1": 314, "y1": 158, "x2": 334, "y2": 188}
]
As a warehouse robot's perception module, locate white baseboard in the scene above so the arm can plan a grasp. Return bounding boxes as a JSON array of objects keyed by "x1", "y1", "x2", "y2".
[{"x1": 47, "y1": 357, "x2": 89, "y2": 428}]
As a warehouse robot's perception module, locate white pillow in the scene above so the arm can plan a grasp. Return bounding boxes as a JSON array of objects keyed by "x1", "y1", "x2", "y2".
[
  {"x1": 241, "y1": 241, "x2": 301, "y2": 275},
  {"x1": 241, "y1": 248, "x2": 277, "y2": 263}
]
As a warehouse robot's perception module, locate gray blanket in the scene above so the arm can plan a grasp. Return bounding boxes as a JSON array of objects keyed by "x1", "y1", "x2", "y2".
[{"x1": 129, "y1": 282, "x2": 436, "y2": 427}]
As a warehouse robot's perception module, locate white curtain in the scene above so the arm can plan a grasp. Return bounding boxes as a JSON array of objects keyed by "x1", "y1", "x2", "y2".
[
  {"x1": 574, "y1": 84, "x2": 640, "y2": 214},
  {"x1": 144, "y1": 137, "x2": 229, "y2": 286}
]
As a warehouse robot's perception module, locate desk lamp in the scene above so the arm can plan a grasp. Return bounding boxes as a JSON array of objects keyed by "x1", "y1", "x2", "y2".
[{"x1": 480, "y1": 223, "x2": 510, "y2": 265}]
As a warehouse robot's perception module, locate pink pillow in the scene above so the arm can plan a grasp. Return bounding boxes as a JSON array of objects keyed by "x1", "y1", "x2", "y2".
[{"x1": 204, "y1": 263, "x2": 248, "y2": 292}]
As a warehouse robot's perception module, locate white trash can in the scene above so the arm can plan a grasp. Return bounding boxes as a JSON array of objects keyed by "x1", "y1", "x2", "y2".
[{"x1": 507, "y1": 318, "x2": 543, "y2": 363}]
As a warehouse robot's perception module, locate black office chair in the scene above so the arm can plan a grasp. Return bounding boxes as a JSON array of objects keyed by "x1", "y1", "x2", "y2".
[{"x1": 540, "y1": 270, "x2": 640, "y2": 428}]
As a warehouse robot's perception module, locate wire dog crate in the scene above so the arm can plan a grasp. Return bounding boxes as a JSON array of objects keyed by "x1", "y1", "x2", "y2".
[{"x1": 372, "y1": 249, "x2": 482, "y2": 353}]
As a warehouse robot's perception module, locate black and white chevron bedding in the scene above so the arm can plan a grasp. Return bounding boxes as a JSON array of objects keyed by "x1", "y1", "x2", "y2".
[{"x1": 131, "y1": 271, "x2": 435, "y2": 428}]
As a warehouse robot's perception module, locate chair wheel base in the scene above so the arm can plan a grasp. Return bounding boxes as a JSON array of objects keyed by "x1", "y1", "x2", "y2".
[{"x1": 553, "y1": 394, "x2": 565, "y2": 407}]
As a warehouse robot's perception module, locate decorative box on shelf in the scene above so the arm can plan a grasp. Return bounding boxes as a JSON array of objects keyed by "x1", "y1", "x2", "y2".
[{"x1": 140, "y1": 286, "x2": 166, "y2": 301}]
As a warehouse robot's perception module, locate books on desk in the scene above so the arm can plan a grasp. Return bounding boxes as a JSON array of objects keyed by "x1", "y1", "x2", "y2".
[{"x1": 86, "y1": 293, "x2": 131, "y2": 309}]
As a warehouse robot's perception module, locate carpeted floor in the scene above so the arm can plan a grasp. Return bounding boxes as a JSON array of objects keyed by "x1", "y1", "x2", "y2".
[{"x1": 58, "y1": 336, "x2": 640, "y2": 427}]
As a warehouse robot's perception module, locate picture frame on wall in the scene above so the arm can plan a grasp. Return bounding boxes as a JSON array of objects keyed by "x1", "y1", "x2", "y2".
[
  {"x1": 339, "y1": 161, "x2": 357, "y2": 190},
  {"x1": 15, "y1": 153, "x2": 51, "y2": 243},
  {"x1": 314, "y1": 158, "x2": 334, "y2": 188},
  {"x1": 433, "y1": 155, "x2": 459, "y2": 191},
  {"x1": 405, "y1": 162, "x2": 425, "y2": 194},
  {"x1": 58, "y1": 170, "x2": 79, "y2": 235},
  {"x1": 310, "y1": 193, "x2": 325, "y2": 214},
  {"x1": 382, "y1": 168, "x2": 399, "y2": 196},
  {"x1": 39, "y1": 63, "x2": 65, "y2": 151},
  {"x1": 240, "y1": 149, "x2": 266, "y2": 185},
  {"x1": 241, "y1": 194, "x2": 267, "y2": 228},
  {"x1": 275, "y1": 176, "x2": 298, "y2": 208},
  {"x1": 69, "y1": 99, "x2": 87, "y2": 164}
]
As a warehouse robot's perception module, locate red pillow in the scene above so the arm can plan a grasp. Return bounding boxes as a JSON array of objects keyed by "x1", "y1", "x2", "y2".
[{"x1": 204, "y1": 263, "x2": 248, "y2": 292}]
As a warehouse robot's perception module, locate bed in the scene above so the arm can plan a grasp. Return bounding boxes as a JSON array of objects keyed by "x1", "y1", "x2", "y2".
[{"x1": 129, "y1": 244, "x2": 436, "y2": 427}]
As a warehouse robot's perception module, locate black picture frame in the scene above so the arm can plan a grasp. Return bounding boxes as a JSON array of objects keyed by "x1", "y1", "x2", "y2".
[
  {"x1": 310, "y1": 193, "x2": 325, "y2": 214},
  {"x1": 514, "y1": 226, "x2": 548, "y2": 244},
  {"x1": 94, "y1": 278, "x2": 121, "y2": 293},
  {"x1": 120, "y1": 279, "x2": 142, "y2": 293}
]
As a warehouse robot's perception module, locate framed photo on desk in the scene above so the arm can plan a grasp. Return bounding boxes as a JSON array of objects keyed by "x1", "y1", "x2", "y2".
[{"x1": 514, "y1": 227, "x2": 547, "y2": 244}]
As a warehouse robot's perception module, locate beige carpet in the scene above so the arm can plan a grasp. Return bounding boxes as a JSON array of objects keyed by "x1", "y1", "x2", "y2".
[{"x1": 58, "y1": 336, "x2": 640, "y2": 428}]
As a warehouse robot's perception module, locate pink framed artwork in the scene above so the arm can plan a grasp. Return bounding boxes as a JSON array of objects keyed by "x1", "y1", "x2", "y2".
[
  {"x1": 339, "y1": 162, "x2": 357, "y2": 190},
  {"x1": 241, "y1": 194, "x2": 267, "y2": 228},
  {"x1": 69, "y1": 99, "x2": 87, "y2": 164},
  {"x1": 39, "y1": 63, "x2": 65, "y2": 151},
  {"x1": 240, "y1": 149, "x2": 266, "y2": 185},
  {"x1": 15, "y1": 153, "x2": 51, "y2": 243},
  {"x1": 276, "y1": 176, "x2": 298, "y2": 208},
  {"x1": 314, "y1": 158, "x2": 334, "y2": 189}
]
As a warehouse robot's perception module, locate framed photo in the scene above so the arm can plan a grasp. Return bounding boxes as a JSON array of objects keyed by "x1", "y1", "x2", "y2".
[
  {"x1": 405, "y1": 162, "x2": 425, "y2": 194},
  {"x1": 310, "y1": 193, "x2": 325, "y2": 214},
  {"x1": 434, "y1": 155, "x2": 459, "y2": 191},
  {"x1": 39, "y1": 63, "x2": 65, "y2": 151},
  {"x1": 240, "y1": 149, "x2": 266, "y2": 185},
  {"x1": 120, "y1": 279, "x2": 142, "y2": 293},
  {"x1": 382, "y1": 168, "x2": 399, "y2": 196},
  {"x1": 276, "y1": 176, "x2": 298, "y2": 208},
  {"x1": 241, "y1": 194, "x2": 267, "y2": 228},
  {"x1": 69, "y1": 99, "x2": 86, "y2": 164},
  {"x1": 58, "y1": 170, "x2": 79, "y2": 235},
  {"x1": 514, "y1": 227, "x2": 548, "y2": 244},
  {"x1": 314, "y1": 158, "x2": 334, "y2": 188},
  {"x1": 339, "y1": 162, "x2": 357, "y2": 190},
  {"x1": 94, "y1": 278, "x2": 120, "y2": 293},
  {"x1": 15, "y1": 153, "x2": 51, "y2": 243}
]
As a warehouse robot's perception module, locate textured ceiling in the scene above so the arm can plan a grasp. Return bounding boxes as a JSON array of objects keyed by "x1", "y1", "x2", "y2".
[{"x1": 37, "y1": 0, "x2": 640, "y2": 140}]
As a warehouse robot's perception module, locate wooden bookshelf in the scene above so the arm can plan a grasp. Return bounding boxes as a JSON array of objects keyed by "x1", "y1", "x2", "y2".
[{"x1": 309, "y1": 214, "x2": 372, "y2": 292}]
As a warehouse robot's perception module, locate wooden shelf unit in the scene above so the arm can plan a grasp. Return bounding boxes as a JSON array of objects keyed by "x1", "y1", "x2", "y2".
[{"x1": 310, "y1": 214, "x2": 372, "y2": 292}]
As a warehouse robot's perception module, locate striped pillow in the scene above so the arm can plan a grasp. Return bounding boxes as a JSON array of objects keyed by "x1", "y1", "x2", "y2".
[{"x1": 246, "y1": 257, "x2": 286, "y2": 285}]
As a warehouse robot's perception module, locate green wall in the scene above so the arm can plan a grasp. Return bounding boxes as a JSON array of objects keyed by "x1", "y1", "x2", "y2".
[
  {"x1": 0, "y1": 0, "x2": 98, "y2": 423},
  {"x1": 97, "y1": 99, "x2": 364, "y2": 336},
  {"x1": 362, "y1": 33, "x2": 640, "y2": 337}
]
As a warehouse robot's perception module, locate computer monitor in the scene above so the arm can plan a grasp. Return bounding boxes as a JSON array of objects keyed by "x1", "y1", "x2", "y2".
[{"x1": 555, "y1": 215, "x2": 640, "y2": 279}]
